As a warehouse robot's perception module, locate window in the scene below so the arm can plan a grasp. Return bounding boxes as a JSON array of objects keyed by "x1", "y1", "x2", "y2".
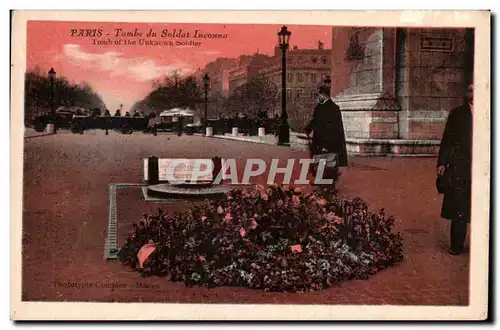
[
  {"x1": 297, "y1": 89, "x2": 304, "y2": 99},
  {"x1": 321, "y1": 57, "x2": 327, "y2": 64},
  {"x1": 287, "y1": 89, "x2": 293, "y2": 100},
  {"x1": 287, "y1": 57, "x2": 293, "y2": 64},
  {"x1": 312, "y1": 57, "x2": 317, "y2": 64},
  {"x1": 310, "y1": 90, "x2": 316, "y2": 99},
  {"x1": 311, "y1": 73, "x2": 317, "y2": 83},
  {"x1": 287, "y1": 73, "x2": 293, "y2": 82},
  {"x1": 297, "y1": 73, "x2": 303, "y2": 82}
]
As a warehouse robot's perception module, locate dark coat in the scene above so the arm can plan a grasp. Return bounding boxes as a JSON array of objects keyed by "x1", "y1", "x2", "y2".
[
  {"x1": 437, "y1": 103, "x2": 472, "y2": 221},
  {"x1": 305, "y1": 99, "x2": 348, "y2": 167}
]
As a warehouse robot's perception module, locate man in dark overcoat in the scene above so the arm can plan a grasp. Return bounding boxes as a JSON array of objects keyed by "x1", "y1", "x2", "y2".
[
  {"x1": 437, "y1": 84, "x2": 473, "y2": 255},
  {"x1": 305, "y1": 85, "x2": 348, "y2": 184}
]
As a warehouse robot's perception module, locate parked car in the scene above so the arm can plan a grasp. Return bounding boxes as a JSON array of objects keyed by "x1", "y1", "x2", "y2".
[{"x1": 184, "y1": 123, "x2": 203, "y2": 135}]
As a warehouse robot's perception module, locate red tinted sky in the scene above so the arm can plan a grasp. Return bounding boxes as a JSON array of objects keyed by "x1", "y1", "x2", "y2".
[{"x1": 27, "y1": 21, "x2": 331, "y2": 111}]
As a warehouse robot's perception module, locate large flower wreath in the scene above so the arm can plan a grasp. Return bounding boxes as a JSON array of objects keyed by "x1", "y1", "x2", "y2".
[{"x1": 118, "y1": 185, "x2": 403, "y2": 292}]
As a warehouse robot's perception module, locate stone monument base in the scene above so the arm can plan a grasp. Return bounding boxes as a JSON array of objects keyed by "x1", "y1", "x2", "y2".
[
  {"x1": 345, "y1": 138, "x2": 440, "y2": 156},
  {"x1": 290, "y1": 132, "x2": 439, "y2": 157},
  {"x1": 147, "y1": 183, "x2": 234, "y2": 199}
]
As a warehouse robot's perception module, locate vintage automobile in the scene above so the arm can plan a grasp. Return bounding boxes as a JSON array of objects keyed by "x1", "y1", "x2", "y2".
[
  {"x1": 32, "y1": 111, "x2": 78, "y2": 132},
  {"x1": 154, "y1": 108, "x2": 196, "y2": 132},
  {"x1": 70, "y1": 115, "x2": 151, "y2": 134},
  {"x1": 184, "y1": 122, "x2": 204, "y2": 135},
  {"x1": 31, "y1": 106, "x2": 155, "y2": 134}
]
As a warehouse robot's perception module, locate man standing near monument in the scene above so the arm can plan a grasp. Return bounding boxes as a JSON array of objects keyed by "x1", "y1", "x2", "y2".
[
  {"x1": 436, "y1": 84, "x2": 473, "y2": 255},
  {"x1": 305, "y1": 84, "x2": 348, "y2": 185}
]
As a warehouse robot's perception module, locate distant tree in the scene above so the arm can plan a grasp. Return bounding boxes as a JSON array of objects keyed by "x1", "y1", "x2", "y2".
[
  {"x1": 130, "y1": 99, "x2": 152, "y2": 116},
  {"x1": 226, "y1": 75, "x2": 279, "y2": 117},
  {"x1": 24, "y1": 69, "x2": 106, "y2": 122},
  {"x1": 134, "y1": 74, "x2": 204, "y2": 118},
  {"x1": 210, "y1": 91, "x2": 226, "y2": 119},
  {"x1": 287, "y1": 97, "x2": 316, "y2": 133}
]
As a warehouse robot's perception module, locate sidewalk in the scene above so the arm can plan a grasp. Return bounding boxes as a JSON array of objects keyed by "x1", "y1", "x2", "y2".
[
  {"x1": 24, "y1": 128, "x2": 75, "y2": 139},
  {"x1": 211, "y1": 133, "x2": 278, "y2": 145},
  {"x1": 22, "y1": 133, "x2": 468, "y2": 305},
  {"x1": 24, "y1": 128, "x2": 54, "y2": 139},
  {"x1": 208, "y1": 132, "x2": 438, "y2": 156},
  {"x1": 210, "y1": 132, "x2": 311, "y2": 152}
]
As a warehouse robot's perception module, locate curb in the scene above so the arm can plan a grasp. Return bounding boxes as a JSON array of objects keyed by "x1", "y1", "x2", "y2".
[
  {"x1": 210, "y1": 134, "x2": 278, "y2": 145},
  {"x1": 208, "y1": 134, "x2": 438, "y2": 157},
  {"x1": 349, "y1": 153, "x2": 438, "y2": 158},
  {"x1": 24, "y1": 132, "x2": 56, "y2": 139},
  {"x1": 104, "y1": 183, "x2": 148, "y2": 260}
]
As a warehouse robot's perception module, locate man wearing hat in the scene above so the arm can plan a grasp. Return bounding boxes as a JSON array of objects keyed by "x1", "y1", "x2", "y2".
[
  {"x1": 305, "y1": 84, "x2": 348, "y2": 185},
  {"x1": 436, "y1": 83, "x2": 473, "y2": 255}
]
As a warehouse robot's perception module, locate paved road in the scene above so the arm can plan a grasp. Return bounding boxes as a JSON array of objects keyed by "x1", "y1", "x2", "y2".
[{"x1": 21, "y1": 130, "x2": 469, "y2": 305}]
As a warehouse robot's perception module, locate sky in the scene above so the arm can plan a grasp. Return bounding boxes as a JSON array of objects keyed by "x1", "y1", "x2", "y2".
[{"x1": 27, "y1": 21, "x2": 332, "y2": 112}]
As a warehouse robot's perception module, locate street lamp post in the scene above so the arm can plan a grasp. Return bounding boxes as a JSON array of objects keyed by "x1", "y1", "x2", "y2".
[
  {"x1": 48, "y1": 67, "x2": 57, "y2": 133},
  {"x1": 203, "y1": 73, "x2": 210, "y2": 134},
  {"x1": 277, "y1": 25, "x2": 291, "y2": 146}
]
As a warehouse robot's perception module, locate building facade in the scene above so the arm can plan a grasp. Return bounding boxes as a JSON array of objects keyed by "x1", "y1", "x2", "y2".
[
  {"x1": 228, "y1": 54, "x2": 272, "y2": 94},
  {"x1": 330, "y1": 27, "x2": 474, "y2": 155},
  {"x1": 203, "y1": 57, "x2": 240, "y2": 97},
  {"x1": 233, "y1": 42, "x2": 331, "y2": 121}
]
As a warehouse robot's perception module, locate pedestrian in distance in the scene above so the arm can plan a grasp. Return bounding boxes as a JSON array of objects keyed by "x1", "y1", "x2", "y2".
[
  {"x1": 177, "y1": 116, "x2": 184, "y2": 136},
  {"x1": 273, "y1": 114, "x2": 280, "y2": 137},
  {"x1": 436, "y1": 84, "x2": 473, "y2": 255},
  {"x1": 105, "y1": 117, "x2": 110, "y2": 135}
]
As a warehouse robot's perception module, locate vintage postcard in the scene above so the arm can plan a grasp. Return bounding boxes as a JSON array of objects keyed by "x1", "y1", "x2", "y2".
[{"x1": 10, "y1": 10, "x2": 490, "y2": 320}]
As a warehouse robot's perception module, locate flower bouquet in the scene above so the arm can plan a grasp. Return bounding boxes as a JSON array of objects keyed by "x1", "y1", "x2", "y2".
[{"x1": 118, "y1": 184, "x2": 403, "y2": 292}]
